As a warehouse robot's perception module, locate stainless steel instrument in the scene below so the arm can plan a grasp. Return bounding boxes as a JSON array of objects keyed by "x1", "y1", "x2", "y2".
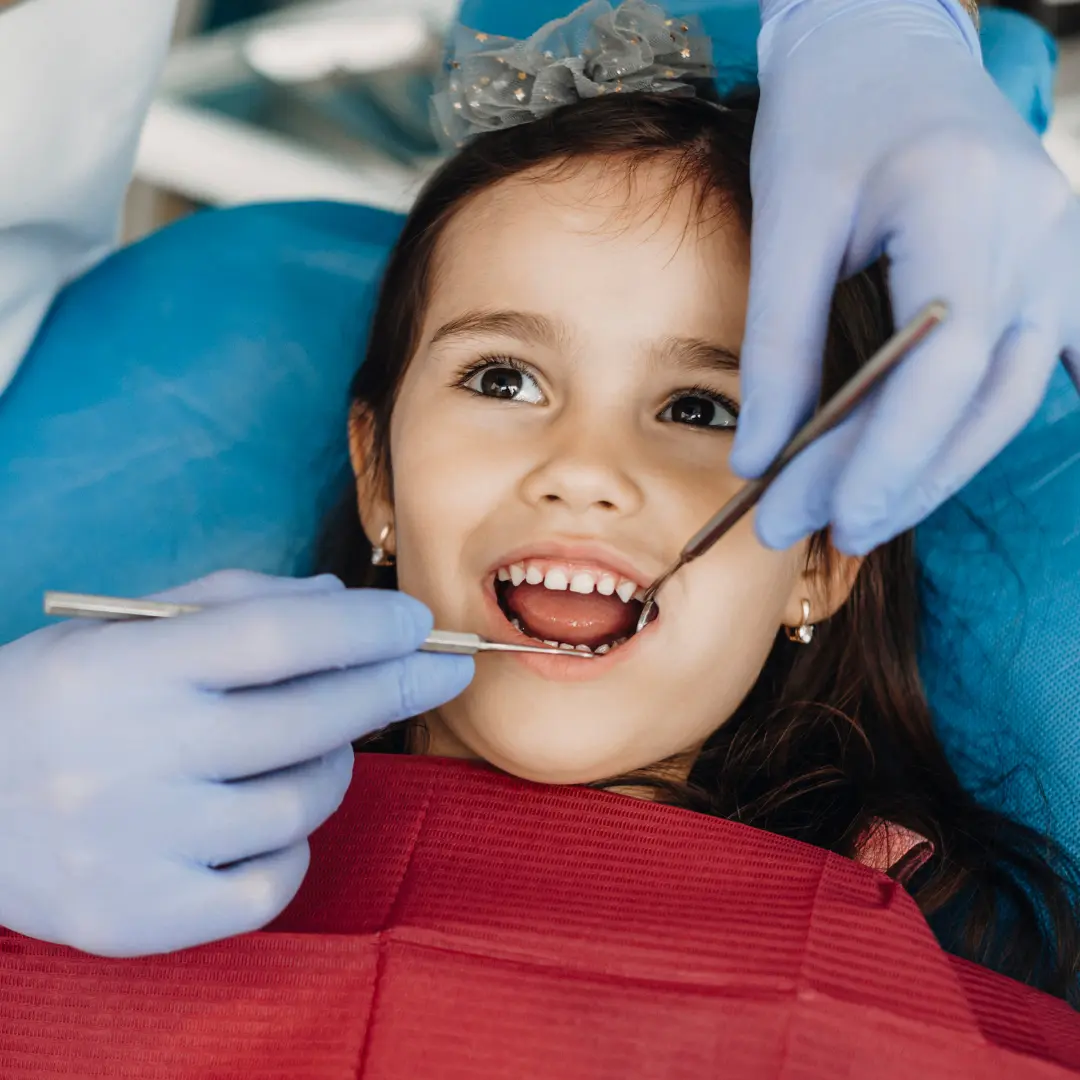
[{"x1": 42, "y1": 591, "x2": 593, "y2": 659}]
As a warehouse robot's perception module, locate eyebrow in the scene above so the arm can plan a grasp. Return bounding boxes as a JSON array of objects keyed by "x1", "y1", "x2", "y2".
[
  {"x1": 652, "y1": 336, "x2": 741, "y2": 376},
  {"x1": 428, "y1": 309, "x2": 740, "y2": 375},
  {"x1": 429, "y1": 309, "x2": 569, "y2": 351}
]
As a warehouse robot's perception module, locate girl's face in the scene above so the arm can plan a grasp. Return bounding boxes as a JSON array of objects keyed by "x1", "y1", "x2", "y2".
[{"x1": 353, "y1": 158, "x2": 854, "y2": 785}]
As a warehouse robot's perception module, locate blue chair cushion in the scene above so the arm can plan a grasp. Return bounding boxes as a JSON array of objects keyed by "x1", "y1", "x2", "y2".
[
  {"x1": 918, "y1": 366, "x2": 1080, "y2": 850},
  {"x1": 0, "y1": 201, "x2": 402, "y2": 641}
]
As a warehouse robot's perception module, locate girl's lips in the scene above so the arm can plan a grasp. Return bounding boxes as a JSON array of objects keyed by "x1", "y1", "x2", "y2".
[{"x1": 480, "y1": 581, "x2": 655, "y2": 681}]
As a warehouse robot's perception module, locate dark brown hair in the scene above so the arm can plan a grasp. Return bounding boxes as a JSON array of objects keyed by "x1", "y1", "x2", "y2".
[{"x1": 317, "y1": 88, "x2": 1080, "y2": 1001}]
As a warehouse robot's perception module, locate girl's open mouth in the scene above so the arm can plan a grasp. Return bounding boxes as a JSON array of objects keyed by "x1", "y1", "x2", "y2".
[{"x1": 489, "y1": 557, "x2": 652, "y2": 657}]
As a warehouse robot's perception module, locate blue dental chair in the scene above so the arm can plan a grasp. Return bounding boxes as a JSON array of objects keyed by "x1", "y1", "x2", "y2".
[{"x1": 0, "y1": 3, "x2": 1076, "y2": 856}]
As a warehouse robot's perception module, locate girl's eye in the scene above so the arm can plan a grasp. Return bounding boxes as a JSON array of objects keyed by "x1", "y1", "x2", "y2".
[
  {"x1": 659, "y1": 391, "x2": 738, "y2": 430},
  {"x1": 460, "y1": 361, "x2": 545, "y2": 404}
]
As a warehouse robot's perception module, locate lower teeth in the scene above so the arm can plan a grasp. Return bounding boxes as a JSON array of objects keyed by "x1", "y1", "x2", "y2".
[
  {"x1": 513, "y1": 627, "x2": 618, "y2": 655},
  {"x1": 506, "y1": 606, "x2": 626, "y2": 655}
]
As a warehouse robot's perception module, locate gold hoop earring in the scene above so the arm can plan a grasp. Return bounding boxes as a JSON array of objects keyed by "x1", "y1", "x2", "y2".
[
  {"x1": 370, "y1": 524, "x2": 395, "y2": 568},
  {"x1": 785, "y1": 599, "x2": 814, "y2": 645}
]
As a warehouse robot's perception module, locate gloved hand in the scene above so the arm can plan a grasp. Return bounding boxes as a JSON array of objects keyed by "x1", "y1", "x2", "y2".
[
  {"x1": 0, "y1": 570, "x2": 472, "y2": 957},
  {"x1": 732, "y1": 0, "x2": 1080, "y2": 553}
]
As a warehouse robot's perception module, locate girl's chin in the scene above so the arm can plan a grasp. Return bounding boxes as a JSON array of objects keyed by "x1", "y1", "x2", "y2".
[
  {"x1": 488, "y1": 759, "x2": 631, "y2": 787},
  {"x1": 442, "y1": 715, "x2": 668, "y2": 788},
  {"x1": 485, "y1": 755, "x2": 680, "y2": 793}
]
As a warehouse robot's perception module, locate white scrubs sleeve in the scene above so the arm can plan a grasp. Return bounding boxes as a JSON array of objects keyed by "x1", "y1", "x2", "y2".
[{"x1": 0, "y1": 0, "x2": 179, "y2": 396}]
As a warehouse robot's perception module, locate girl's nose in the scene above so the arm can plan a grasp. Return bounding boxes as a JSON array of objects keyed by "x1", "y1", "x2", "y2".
[{"x1": 519, "y1": 426, "x2": 646, "y2": 518}]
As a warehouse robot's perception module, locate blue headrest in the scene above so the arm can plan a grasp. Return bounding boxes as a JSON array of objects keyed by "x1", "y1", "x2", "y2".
[
  {"x1": 918, "y1": 366, "x2": 1080, "y2": 847},
  {"x1": 0, "y1": 202, "x2": 401, "y2": 638},
  {"x1": 0, "y1": 3, "x2": 1074, "y2": 849}
]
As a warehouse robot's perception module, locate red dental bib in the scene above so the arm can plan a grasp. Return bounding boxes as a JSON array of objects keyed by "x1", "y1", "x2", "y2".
[{"x1": 2, "y1": 754, "x2": 1078, "y2": 1079}]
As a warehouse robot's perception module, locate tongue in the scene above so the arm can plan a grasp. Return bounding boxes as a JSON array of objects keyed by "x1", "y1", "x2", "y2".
[{"x1": 503, "y1": 583, "x2": 639, "y2": 647}]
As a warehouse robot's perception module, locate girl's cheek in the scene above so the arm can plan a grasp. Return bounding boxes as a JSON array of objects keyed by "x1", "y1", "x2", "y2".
[{"x1": 674, "y1": 542, "x2": 802, "y2": 675}]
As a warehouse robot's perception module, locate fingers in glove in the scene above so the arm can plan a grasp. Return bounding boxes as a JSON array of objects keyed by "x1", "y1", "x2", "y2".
[
  {"x1": 1064, "y1": 348, "x2": 1080, "y2": 397},
  {"x1": 1056, "y1": 204, "x2": 1080, "y2": 397},
  {"x1": 732, "y1": 177, "x2": 847, "y2": 479},
  {"x1": 149, "y1": 569, "x2": 345, "y2": 608},
  {"x1": 124, "y1": 587, "x2": 437, "y2": 690},
  {"x1": 182, "y1": 746, "x2": 355, "y2": 869},
  {"x1": 831, "y1": 260, "x2": 1001, "y2": 545},
  {"x1": 67, "y1": 843, "x2": 312, "y2": 958},
  {"x1": 839, "y1": 315, "x2": 1061, "y2": 550},
  {"x1": 190, "y1": 651, "x2": 473, "y2": 779},
  {"x1": 829, "y1": 131, "x2": 1064, "y2": 547},
  {"x1": 752, "y1": 405, "x2": 872, "y2": 550}
]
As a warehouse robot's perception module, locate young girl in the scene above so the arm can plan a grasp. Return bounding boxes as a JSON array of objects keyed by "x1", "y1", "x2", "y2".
[{"x1": 315, "y1": 11, "x2": 1080, "y2": 1002}]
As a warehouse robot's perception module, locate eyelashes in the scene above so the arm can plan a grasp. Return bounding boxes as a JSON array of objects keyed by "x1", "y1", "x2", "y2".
[
  {"x1": 452, "y1": 355, "x2": 545, "y2": 404},
  {"x1": 450, "y1": 354, "x2": 534, "y2": 388},
  {"x1": 451, "y1": 355, "x2": 739, "y2": 426},
  {"x1": 664, "y1": 382, "x2": 741, "y2": 421}
]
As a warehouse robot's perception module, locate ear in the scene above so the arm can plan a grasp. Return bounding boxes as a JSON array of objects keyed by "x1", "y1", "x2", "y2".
[
  {"x1": 348, "y1": 402, "x2": 395, "y2": 555},
  {"x1": 781, "y1": 537, "x2": 863, "y2": 633}
]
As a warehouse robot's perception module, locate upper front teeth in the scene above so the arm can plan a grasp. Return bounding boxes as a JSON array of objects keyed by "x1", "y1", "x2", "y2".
[
  {"x1": 544, "y1": 568, "x2": 569, "y2": 591},
  {"x1": 569, "y1": 572, "x2": 593, "y2": 594},
  {"x1": 497, "y1": 561, "x2": 643, "y2": 603}
]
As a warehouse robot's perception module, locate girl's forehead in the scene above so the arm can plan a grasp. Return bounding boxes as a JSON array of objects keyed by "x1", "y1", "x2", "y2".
[
  {"x1": 427, "y1": 163, "x2": 749, "y2": 343},
  {"x1": 442, "y1": 159, "x2": 743, "y2": 255}
]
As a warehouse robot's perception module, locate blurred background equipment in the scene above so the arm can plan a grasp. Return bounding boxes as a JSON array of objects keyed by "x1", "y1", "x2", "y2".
[
  {"x1": 1046, "y1": 37, "x2": 1080, "y2": 183},
  {"x1": 125, "y1": 0, "x2": 1080, "y2": 242},
  {"x1": 126, "y1": 0, "x2": 456, "y2": 239},
  {"x1": 998, "y1": 0, "x2": 1080, "y2": 41}
]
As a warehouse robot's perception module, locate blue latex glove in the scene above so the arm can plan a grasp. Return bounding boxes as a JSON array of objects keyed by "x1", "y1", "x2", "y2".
[
  {"x1": 0, "y1": 570, "x2": 472, "y2": 956},
  {"x1": 730, "y1": 0, "x2": 1080, "y2": 554}
]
